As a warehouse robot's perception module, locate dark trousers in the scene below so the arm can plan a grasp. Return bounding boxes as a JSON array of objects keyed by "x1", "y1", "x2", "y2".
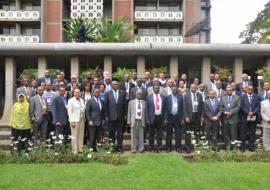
[
  {"x1": 223, "y1": 121, "x2": 238, "y2": 146},
  {"x1": 89, "y1": 126, "x2": 100, "y2": 151},
  {"x1": 166, "y1": 116, "x2": 182, "y2": 150},
  {"x1": 46, "y1": 112, "x2": 54, "y2": 139},
  {"x1": 12, "y1": 128, "x2": 31, "y2": 152},
  {"x1": 185, "y1": 113, "x2": 200, "y2": 149},
  {"x1": 240, "y1": 120, "x2": 256, "y2": 150},
  {"x1": 149, "y1": 115, "x2": 163, "y2": 150},
  {"x1": 205, "y1": 121, "x2": 219, "y2": 149},
  {"x1": 84, "y1": 121, "x2": 89, "y2": 145},
  {"x1": 109, "y1": 120, "x2": 124, "y2": 150}
]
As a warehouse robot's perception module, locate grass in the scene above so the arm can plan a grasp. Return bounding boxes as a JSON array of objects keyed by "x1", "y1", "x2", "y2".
[{"x1": 0, "y1": 153, "x2": 270, "y2": 190}]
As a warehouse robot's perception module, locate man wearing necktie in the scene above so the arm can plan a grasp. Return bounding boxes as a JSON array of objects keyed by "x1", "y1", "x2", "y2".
[
  {"x1": 220, "y1": 86, "x2": 241, "y2": 148},
  {"x1": 183, "y1": 84, "x2": 203, "y2": 153},
  {"x1": 203, "y1": 90, "x2": 222, "y2": 151},
  {"x1": 86, "y1": 89, "x2": 104, "y2": 152},
  {"x1": 164, "y1": 85, "x2": 183, "y2": 152},
  {"x1": 30, "y1": 86, "x2": 48, "y2": 146},
  {"x1": 127, "y1": 89, "x2": 146, "y2": 153},
  {"x1": 240, "y1": 86, "x2": 260, "y2": 152},
  {"x1": 146, "y1": 85, "x2": 166, "y2": 153},
  {"x1": 105, "y1": 81, "x2": 126, "y2": 152},
  {"x1": 16, "y1": 78, "x2": 36, "y2": 101}
]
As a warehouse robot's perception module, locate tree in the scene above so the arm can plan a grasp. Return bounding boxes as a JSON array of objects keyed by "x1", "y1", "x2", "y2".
[
  {"x1": 239, "y1": 2, "x2": 270, "y2": 43},
  {"x1": 95, "y1": 17, "x2": 136, "y2": 42},
  {"x1": 63, "y1": 17, "x2": 97, "y2": 42}
]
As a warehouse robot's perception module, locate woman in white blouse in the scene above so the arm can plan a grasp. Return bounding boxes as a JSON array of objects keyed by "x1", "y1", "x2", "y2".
[{"x1": 68, "y1": 88, "x2": 85, "y2": 154}]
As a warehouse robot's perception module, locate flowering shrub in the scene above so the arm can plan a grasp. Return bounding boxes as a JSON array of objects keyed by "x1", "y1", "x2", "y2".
[{"x1": 1, "y1": 133, "x2": 128, "y2": 165}]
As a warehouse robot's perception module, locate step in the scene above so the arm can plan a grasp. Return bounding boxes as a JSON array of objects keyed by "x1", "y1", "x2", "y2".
[{"x1": 0, "y1": 130, "x2": 11, "y2": 140}]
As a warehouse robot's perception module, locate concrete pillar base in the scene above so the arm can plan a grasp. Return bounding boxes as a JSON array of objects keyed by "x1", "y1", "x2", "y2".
[
  {"x1": 38, "y1": 56, "x2": 47, "y2": 78},
  {"x1": 137, "y1": 56, "x2": 145, "y2": 78},
  {"x1": 70, "y1": 56, "x2": 80, "y2": 79},
  {"x1": 170, "y1": 56, "x2": 178, "y2": 78},
  {"x1": 104, "y1": 56, "x2": 112, "y2": 79},
  {"x1": 201, "y1": 57, "x2": 211, "y2": 84},
  {"x1": 234, "y1": 57, "x2": 243, "y2": 83}
]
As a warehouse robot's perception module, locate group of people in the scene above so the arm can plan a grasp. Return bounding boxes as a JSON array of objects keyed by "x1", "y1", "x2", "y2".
[{"x1": 9, "y1": 69, "x2": 270, "y2": 154}]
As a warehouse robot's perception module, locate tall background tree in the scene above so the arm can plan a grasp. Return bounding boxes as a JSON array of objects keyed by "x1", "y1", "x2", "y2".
[{"x1": 239, "y1": 1, "x2": 270, "y2": 43}]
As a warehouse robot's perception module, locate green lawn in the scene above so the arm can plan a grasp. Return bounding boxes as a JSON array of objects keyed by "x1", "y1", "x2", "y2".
[{"x1": 0, "y1": 153, "x2": 270, "y2": 190}]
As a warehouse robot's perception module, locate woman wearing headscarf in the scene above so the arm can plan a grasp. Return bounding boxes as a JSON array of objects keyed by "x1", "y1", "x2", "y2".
[{"x1": 9, "y1": 94, "x2": 32, "y2": 151}]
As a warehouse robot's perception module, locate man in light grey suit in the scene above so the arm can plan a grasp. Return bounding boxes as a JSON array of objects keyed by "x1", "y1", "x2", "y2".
[
  {"x1": 127, "y1": 89, "x2": 146, "y2": 153},
  {"x1": 220, "y1": 86, "x2": 241, "y2": 147},
  {"x1": 16, "y1": 78, "x2": 36, "y2": 101},
  {"x1": 30, "y1": 86, "x2": 48, "y2": 146},
  {"x1": 261, "y1": 91, "x2": 270, "y2": 151}
]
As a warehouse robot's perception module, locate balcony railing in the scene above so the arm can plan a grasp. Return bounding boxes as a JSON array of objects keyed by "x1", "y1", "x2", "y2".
[
  {"x1": 0, "y1": 10, "x2": 40, "y2": 21},
  {"x1": 0, "y1": 35, "x2": 40, "y2": 43},
  {"x1": 134, "y1": 11, "x2": 183, "y2": 21},
  {"x1": 136, "y1": 36, "x2": 183, "y2": 43}
]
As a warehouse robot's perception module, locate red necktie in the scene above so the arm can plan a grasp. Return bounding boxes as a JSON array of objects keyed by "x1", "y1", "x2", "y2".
[{"x1": 155, "y1": 94, "x2": 160, "y2": 110}]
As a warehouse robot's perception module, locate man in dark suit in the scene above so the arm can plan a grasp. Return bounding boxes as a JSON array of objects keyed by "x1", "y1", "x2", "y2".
[
  {"x1": 240, "y1": 86, "x2": 260, "y2": 152},
  {"x1": 164, "y1": 85, "x2": 183, "y2": 152},
  {"x1": 236, "y1": 74, "x2": 253, "y2": 94},
  {"x1": 38, "y1": 69, "x2": 54, "y2": 86},
  {"x1": 52, "y1": 87, "x2": 69, "y2": 141},
  {"x1": 130, "y1": 78, "x2": 147, "y2": 101},
  {"x1": 105, "y1": 80, "x2": 126, "y2": 152},
  {"x1": 120, "y1": 74, "x2": 135, "y2": 133},
  {"x1": 146, "y1": 85, "x2": 166, "y2": 152},
  {"x1": 183, "y1": 84, "x2": 204, "y2": 153},
  {"x1": 203, "y1": 90, "x2": 222, "y2": 151},
  {"x1": 258, "y1": 82, "x2": 270, "y2": 102},
  {"x1": 220, "y1": 86, "x2": 241, "y2": 147},
  {"x1": 86, "y1": 89, "x2": 104, "y2": 151}
]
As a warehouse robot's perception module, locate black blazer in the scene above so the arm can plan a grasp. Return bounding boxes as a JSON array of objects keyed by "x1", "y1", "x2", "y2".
[
  {"x1": 85, "y1": 98, "x2": 104, "y2": 126},
  {"x1": 105, "y1": 89, "x2": 126, "y2": 121},
  {"x1": 145, "y1": 94, "x2": 166, "y2": 124},
  {"x1": 241, "y1": 93, "x2": 260, "y2": 122},
  {"x1": 165, "y1": 94, "x2": 183, "y2": 123},
  {"x1": 183, "y1": 92, "x2": 203, "y2": 120},
  {"x1": 52, "y1": 96, "x2": 68, "y2": 126}
]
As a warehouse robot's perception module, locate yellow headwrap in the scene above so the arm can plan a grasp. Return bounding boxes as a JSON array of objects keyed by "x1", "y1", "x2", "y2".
[{"x1": 9, "y1": 94, "x2": 31, "y2": 130}]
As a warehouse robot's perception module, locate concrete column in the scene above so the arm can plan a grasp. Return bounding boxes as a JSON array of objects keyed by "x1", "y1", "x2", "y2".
[
  {"x1": 170, "y1": 56, "x2": 178, "y2": 78},
  {"x1": 137, "y1": 56, "x2": 145, "y2": 78},
  {"x1": 38, "y1": 56, "x2": 47, "y2": 78},
  {"x1": 15, "y1": 0, "x2": 22, "y2": 10},
  {"x1": 70, "y1": 56, "x2": 80, "y2": 78},
  {"x1": 104, "y1": 55, "x2": 112, "y2": 79},
  {"x1": 1, "y1": 57, "x2": 16, "y2": 125},
  {"x1": 201, "y1": 57, "x2": 211, "y2": 84},
  {"x1": 233, "y1": 57, "x2": 243, "y2": 83},
  {"x1": 15, "y1": 23, "x2": 21, "y2": 36},
  {"x1": 266, "y1": 57, "x2": 270, "y2": 68}
]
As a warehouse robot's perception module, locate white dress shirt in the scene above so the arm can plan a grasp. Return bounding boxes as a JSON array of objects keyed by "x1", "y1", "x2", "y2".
[{"x1": 153, "y1": 93, "x2": 162, "y2": 115}]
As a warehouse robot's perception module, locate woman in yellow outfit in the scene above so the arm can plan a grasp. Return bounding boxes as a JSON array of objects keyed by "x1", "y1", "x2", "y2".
[{"x1": 9, "y1": 94, "x2": 32, "y2": 151}]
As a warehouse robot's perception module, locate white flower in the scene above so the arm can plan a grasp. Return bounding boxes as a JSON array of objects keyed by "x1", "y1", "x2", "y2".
[
  {"x1": 55, "y1": 152, "x2": 58, "y2": 156},
  {"x1": 200, "y1": 136, "x2": 206, "y2": 140},
  {"x1": 13, "y1": 141, "x2": 19, "y2": 144},
  {"x1": 13, "y1": 147, "x2": 17, "y2": 150},
  {"x1": 195, "y1": 151, "x2": 201, "y2": 154},
  {"x1": 10, "y1": 143, "x2": 13, "y2": 147},
  {"x1": 46, "y1": 139, "x2": 51, "y2": 142},
  {"x1": 50, "y1": 131, "x2": 55, "y2": 136},
  {"x1": 58, "y1": 140, "x2": 63, "y2": 144},
  {"x1": 27, "y1": 148, "x2": 32, "y2": 151},
  {"x1": 47, "y1": 144, "x2": 52, "y2": 148},
  {"x1": 21, "y1": 138, "x2": 27, "y2": 142},
  {"x1": 59, "y1": 134, "x2": 64, "y2": 140},
  {"x1": 87, "y1": 154, "x2": 92, "y2": 159},
  {"x1": 89, "y1": 148, "x2": 93, "y2": 152},
  {"x1": 97, "y1": 143, "x2": 102, "y2": 146},
  {"x1": 52, "y1": 136, "x2": 56, "y2": 140},
  {"x1": 190, "y1": 131, "x2": 194, "y2": 135},
  {"x1": 203, "y1": 146, "x2": 209, "y2": 149},
  {"x1": 192, "y1": 140, "x2": 196, "y2": 145},
  {"x1": 231, "y1": 141, "x2": 236, "y2": 145},
  {"x1": 107, "y1": 151, "x2": 111, "y2": 154}
]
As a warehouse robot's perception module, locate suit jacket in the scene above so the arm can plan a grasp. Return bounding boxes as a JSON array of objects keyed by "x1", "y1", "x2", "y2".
[
  {"x1": 147, "y1": 86, "x2": 166, "y2": 96},
  {"x1": 203, "y1": 98, "x2": 222, "y2": 125},
  {"x1": 258, "y1": 91, "x2": 268, "y2": 102},
  {"x1": 165, "y1": 94, "x2": 183, "y2": 123},
  {"x1": 105, "y1": 89, "x2": 126, "y2": 121},
  {"x1": 52, "y1": 95, "x2": 68, "y2": 126},
  {"x1": 215, "y1": 89, "x2": 227, "y2": 101},
  {"x1": 38, "y1": 76, "x2": 54, "y2": 86},
  {"x1": 30, "y1": 95, "x2": 47, "y2": 123},
  {"x1": 16, "y1": 86, "x2": 36, "y2": 100},
  {"x1": 198, "y1": 90, "x2": 209, "y2": 102},
  {"x1": 67, "y1": 97, "x2": 85, "y2": 123},
  {"x1": 127, "y1": 99, "x2": 146, "y2": 128},
  {"x1": 183, "y1": 92, "x2": 203, "y2": 120},
  {"x1": 145, "y1": 94, "x2": 166, "y2": 124},
  {"x1": 261, "y1": 100, "x2": 270, "y2": 128},
  {"x1": 241, "y1": 93, "x2": 260, "y2": 123},
  {"x1": 163, "y1": 86, "x2": 173, "y2": 97},
  {"x1": 220, "y1": 95, "x2": 241, "y2": 125},
  {"x1": 120, "y1": 82, "x2": 135, "y2": 100},
  {"x1": 130, "y1": 86, "x2": 147, "y2": 101},
  {"x1": 236, "y1": 80, "x2": 253, "y2": 92},
  {"x1": 85, "y1": 98, "x2": 104, "y2": 126}
]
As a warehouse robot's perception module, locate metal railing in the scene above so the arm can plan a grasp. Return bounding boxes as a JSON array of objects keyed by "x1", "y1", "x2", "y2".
[
  {"x1": 0, "y1": 10, "x2": 40, "y2": 21},
  {"x1": 136, "y1": 35, "x2": 183, "y2": 43},
  {"x1": 0, "y1": 35, "x2": 40, "y2": 43},
  {"x1": 134, "y1": 11, "x2": 183, "y2": 21}
]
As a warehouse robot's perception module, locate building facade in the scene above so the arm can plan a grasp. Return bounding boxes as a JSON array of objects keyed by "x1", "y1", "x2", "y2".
[{"x1": 0, "y1": 0, "x2": 211, "y2": 43}]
